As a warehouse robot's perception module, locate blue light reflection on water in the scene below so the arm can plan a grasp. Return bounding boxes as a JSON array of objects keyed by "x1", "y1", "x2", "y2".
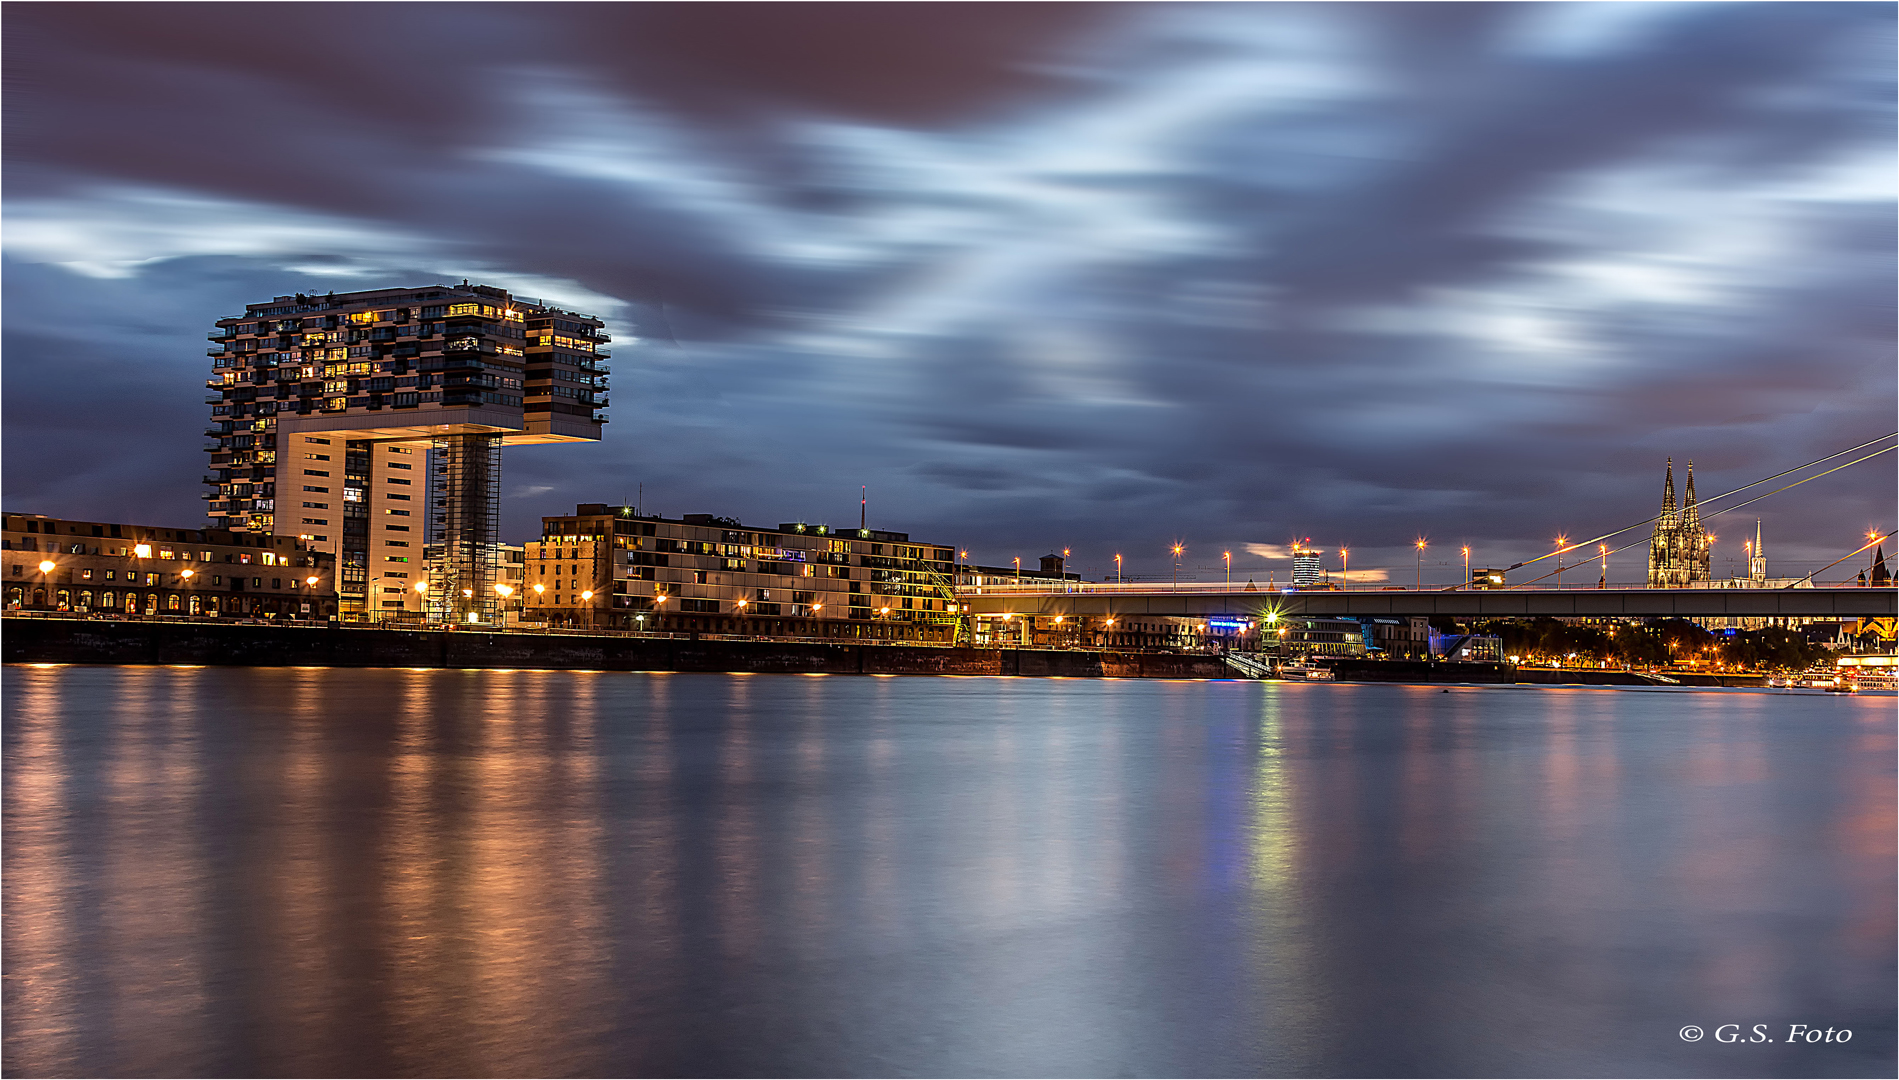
[{"x1": 4, "y1": 667, "x2": 1893, "y2": 1077}]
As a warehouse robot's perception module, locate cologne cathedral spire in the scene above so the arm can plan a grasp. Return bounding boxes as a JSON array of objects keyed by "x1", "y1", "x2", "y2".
[
  {"x1": 1647, "y1": 457, "x2": 1711, "y2": 588},
  {"x1": 1659, "y1": 457, "x2": 1677, "y2": 526}
]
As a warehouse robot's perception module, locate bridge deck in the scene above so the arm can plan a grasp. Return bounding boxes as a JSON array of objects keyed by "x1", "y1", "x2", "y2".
[{"x1": 956, "y1": 586, "x2": 1895, "y2": 619}]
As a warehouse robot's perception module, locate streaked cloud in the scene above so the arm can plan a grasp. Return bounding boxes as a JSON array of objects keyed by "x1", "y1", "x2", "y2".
[{"x1": 3, "y1": 3, "x2": 1891, "y2": 578}]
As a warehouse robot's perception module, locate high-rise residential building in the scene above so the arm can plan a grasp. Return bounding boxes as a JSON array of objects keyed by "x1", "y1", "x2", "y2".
[
  {"x1": 1646, "y1": 457, "x2": 1711, "y2": 587},
  {"x1": 204, "y1": 284, "x2": 608, "y2": 621}
]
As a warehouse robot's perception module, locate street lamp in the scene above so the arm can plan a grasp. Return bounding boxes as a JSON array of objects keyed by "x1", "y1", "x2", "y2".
[
  {"x1": 180, "y1": 568, "x2": 194, "y2": 581},
  {"x1": 1461, "y1": 546, "x2": 1470, "y2": 587},
  {"x1": 1341, "y1": 546, "x2": 1350, "y2": 588},
  {"x1": 1414, "y1": 539, "x2": 1426, "y2": 590},
  {"x1": 494, "y1": 583, "x2": 514, "y2": 597},
  {"x1": 1598, "y1": 544, "x2": 1609, "y2": 589},
  {"x1": 1553, "y1": 535, "x2": 1568, "y2": 589},
  {"x1": 1114, "y1": 553, "x2": 1123, "y2": 584},
  {"x1": 1223, "y1": 550, "x2": 1231, "y2": 587},
  {"x1": 306, "y1": 575, "x2": 319, "y2": 587},
  {"x1": 1172, "y1": 543, "x2": 1183, "y2": 591},
  {"x1": 1013, "y1": 556, "x2": 1021, "y2": 583}
]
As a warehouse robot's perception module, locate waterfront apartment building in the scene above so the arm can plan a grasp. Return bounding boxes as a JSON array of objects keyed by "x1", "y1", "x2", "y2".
[
  {"x1": 3, "y1": 512, "x2": 336, "y2": 618},
  {"x1": 205, "y1": 284, "x2": 608, "y2": 623},
  {"x1": 524, "y1": 505, "x2": 959, "y2": 641}
]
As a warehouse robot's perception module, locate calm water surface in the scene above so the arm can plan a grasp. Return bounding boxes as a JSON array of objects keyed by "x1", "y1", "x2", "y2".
[{"x1": 4, "y1": 666, "x2": 1893, "y2": 1077}]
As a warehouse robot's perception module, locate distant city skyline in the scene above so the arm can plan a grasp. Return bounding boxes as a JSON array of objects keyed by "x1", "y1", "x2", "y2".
[{"x1": 4, "y1": 4, "x2": 1893, "y2": 580}]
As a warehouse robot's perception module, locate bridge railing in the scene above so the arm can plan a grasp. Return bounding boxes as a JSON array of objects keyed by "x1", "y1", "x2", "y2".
[{"x1": 956, "y1": 579, "x2": 1869, "y2": 596}]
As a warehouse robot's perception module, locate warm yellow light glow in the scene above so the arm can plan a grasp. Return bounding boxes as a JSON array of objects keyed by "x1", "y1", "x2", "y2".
[
  {"x1": 1172, "y1": 544, "x2": 1183, "y2": 556},
  {"x1": 414, "y1": 581, "x2": 429, "y2": 592},
  {"x1": 532, "y1": 583, "x2": 545, "y2": 594},
  {"x1": 494, "y1": 583, "x2": 514, "y2": 597},
  {"x1": 180, "y1": 568, "x2": 195, "y2": 579},
  {"x1": 134, "y1": 544, "x2": 152, "y2": 558},
  {"x1": 654, "y1": 593, "x2": 667, "y2": 604},
  {"x1": 812, "y1": 603, "x2": 823, "y2": 611},
  {"x1": 1003, "y1": 613, "x2": 1013, "y2": 621},
  {"x1": 581, "y1": 590, "x2": 593, "y2": 601},
  {"x1": 736, "y1": 598, "x2": 747, "y2": 607},
  {"x1": 1104, "y1": 618, "x2": 1115, "y2": 626},
  {"x1": 462, "y1": 588, "x2": 473, "y2": 598},
  {"x1": 1053, "y1": 615, "x2": 1063, "y2": 623},
  {"x1": 307, "y1": 575, "x2": 320, "y2": 586},
  {"x1": 1415, "y1": 539, "x2": 1427, "y2": 551},
  {"x1": 37, "y1": 560, "x2": 55, "y2": 573}
]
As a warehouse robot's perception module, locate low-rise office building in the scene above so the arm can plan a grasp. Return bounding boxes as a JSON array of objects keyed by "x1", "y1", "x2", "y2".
[
  {"x1": 3, "y1": 512, "x2": 336, "y2": 618},
  {"x1": 523, "y1": 505, "x2": 960, "y2": 640}
]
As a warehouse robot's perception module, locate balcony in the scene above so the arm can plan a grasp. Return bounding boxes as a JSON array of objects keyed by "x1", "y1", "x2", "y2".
[
  {"x1": 205, "y1": 394, "x2": 226, "y2": 405},
  {"x1": 207, "y1": 347, "x2": 227, "y2": 357},
  {"x1": 206, "y1": 330, "x2": 231, "y2": 342}
]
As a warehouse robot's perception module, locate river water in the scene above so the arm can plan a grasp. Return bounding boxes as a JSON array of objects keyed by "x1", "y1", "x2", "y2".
[{"x1": 4, "y1": 666, "x2": 1892, "y2": 1077}]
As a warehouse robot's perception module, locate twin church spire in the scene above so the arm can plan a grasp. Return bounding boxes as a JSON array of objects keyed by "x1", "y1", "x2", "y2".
[{"x1": 1647, "y1": 457, "x2": 1711, "y2": 587}]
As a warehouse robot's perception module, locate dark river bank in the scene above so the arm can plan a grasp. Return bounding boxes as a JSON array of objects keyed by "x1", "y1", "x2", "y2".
[{"x1": 5, "y1": 666, "x2": 1892, "y2": 1077}]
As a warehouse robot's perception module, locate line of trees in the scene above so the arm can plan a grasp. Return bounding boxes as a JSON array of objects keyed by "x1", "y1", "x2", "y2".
[{"x1": 1454, "y1": 617, "x2": 1825, "y2": 672}]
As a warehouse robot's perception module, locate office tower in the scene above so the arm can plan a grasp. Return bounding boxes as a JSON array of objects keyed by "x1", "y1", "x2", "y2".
[
  {"x1": 1291, "y1": 541, "x2": 1323, "y2": 587},
  {"x1": 205, "y1": 284, "x2": 608, "y2": 620}
]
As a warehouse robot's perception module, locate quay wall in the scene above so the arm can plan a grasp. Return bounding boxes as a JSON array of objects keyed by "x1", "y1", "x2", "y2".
[{"x1": 0, "y1": 617, "x2": 1230, "y2": 679}]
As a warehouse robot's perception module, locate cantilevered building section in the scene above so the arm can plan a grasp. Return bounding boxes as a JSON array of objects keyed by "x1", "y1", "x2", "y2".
[{"x1": 204, "y1": 284, "x2": 609, "y2": 622}]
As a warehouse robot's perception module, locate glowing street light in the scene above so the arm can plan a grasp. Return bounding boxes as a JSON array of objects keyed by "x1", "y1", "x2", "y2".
[
  {"x1": 580, "y1": 590, "x2": 592, "y2": 601},
  {"x1": 494, "y1": 583, "x2": 514, "y2": 597},
  {"x1": 180, "y1": 568, "x2": 195, "y2": 581},
  {"x1": 415, "y1": 580, "x2": 430, "y2": 593},
  {"x1": 532, "y1": 583, "x2": 544, "y2": 595},
  {"x1": 1114, "y1": 553, "x2": 1123, "y2": 584},
  {"x1": 1013, "y1": 556, "x2": 1021, "y2": 583},
  {"x1": 1414, "y1": 539, "x2": 1427, "y2": 590},
  {"x1": 1461, "y1": 545, "x2": 1470, "y2": 586},
  {"x1": 37, "y1": 560, "x2": 55, "y2": 574},
  {"x1": 306, "y1": 575, "x2": 319, "y2": 587},
  {"x1": 1172, "y1": 543, "x2": 1184, "y2": 591},
  {"x1": 1341, "y1": 546, "x2": 1350, "y2": 588},
  {"x1": 1553, "y1": 535, "x2": 1568, "y2": 589},
  {"x1": 1223, "y1": 550, "x2": 1231, "y2": 587},
  {"x1": 1598, "y1": 544, "x2": 1609, "y2": 589}
]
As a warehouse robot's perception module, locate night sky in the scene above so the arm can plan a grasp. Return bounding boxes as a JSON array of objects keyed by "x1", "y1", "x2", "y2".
[{"x1": 5, "y1": 3, "x2": 1893, "y2": 583}]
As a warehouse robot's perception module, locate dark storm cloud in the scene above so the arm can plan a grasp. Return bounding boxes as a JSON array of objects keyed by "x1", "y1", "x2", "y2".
[{"x1": 5, "y1": 3, "x2": 1893, "y2": 581}]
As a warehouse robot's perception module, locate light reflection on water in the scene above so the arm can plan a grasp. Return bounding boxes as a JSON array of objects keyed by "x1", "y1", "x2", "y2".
[{"x1": 4, "y1": 668, "x2": 1892, "y2": 1077}]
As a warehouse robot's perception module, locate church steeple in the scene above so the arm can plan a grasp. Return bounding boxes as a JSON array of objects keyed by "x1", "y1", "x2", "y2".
[
  {"x1": 1648, "y1": 456, "x2": 1712, "y2": 588},
  {"x1": 1659, "y1": 457, "x2": 1677, "y2": 525},
  {"x1": 1681, "y1": 460, "x2": 1701, "y2": 534},
  {"x1": 1748, "y1": 519, "x2": 1767, "y2": 580}
]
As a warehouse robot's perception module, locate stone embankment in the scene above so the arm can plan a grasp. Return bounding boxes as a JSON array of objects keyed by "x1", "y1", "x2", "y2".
[{"x1": 1, "y1": 617, "x2": 1230, "y2": 678}]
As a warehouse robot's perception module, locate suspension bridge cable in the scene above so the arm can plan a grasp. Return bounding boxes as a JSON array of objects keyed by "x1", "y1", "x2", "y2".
[
  {"x1": 1487, "y1": 434, "x2": 1898, "y2": 577},
  {"x1": 1446, "y1": 438, "x2": 1898, "y2": 589}
]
